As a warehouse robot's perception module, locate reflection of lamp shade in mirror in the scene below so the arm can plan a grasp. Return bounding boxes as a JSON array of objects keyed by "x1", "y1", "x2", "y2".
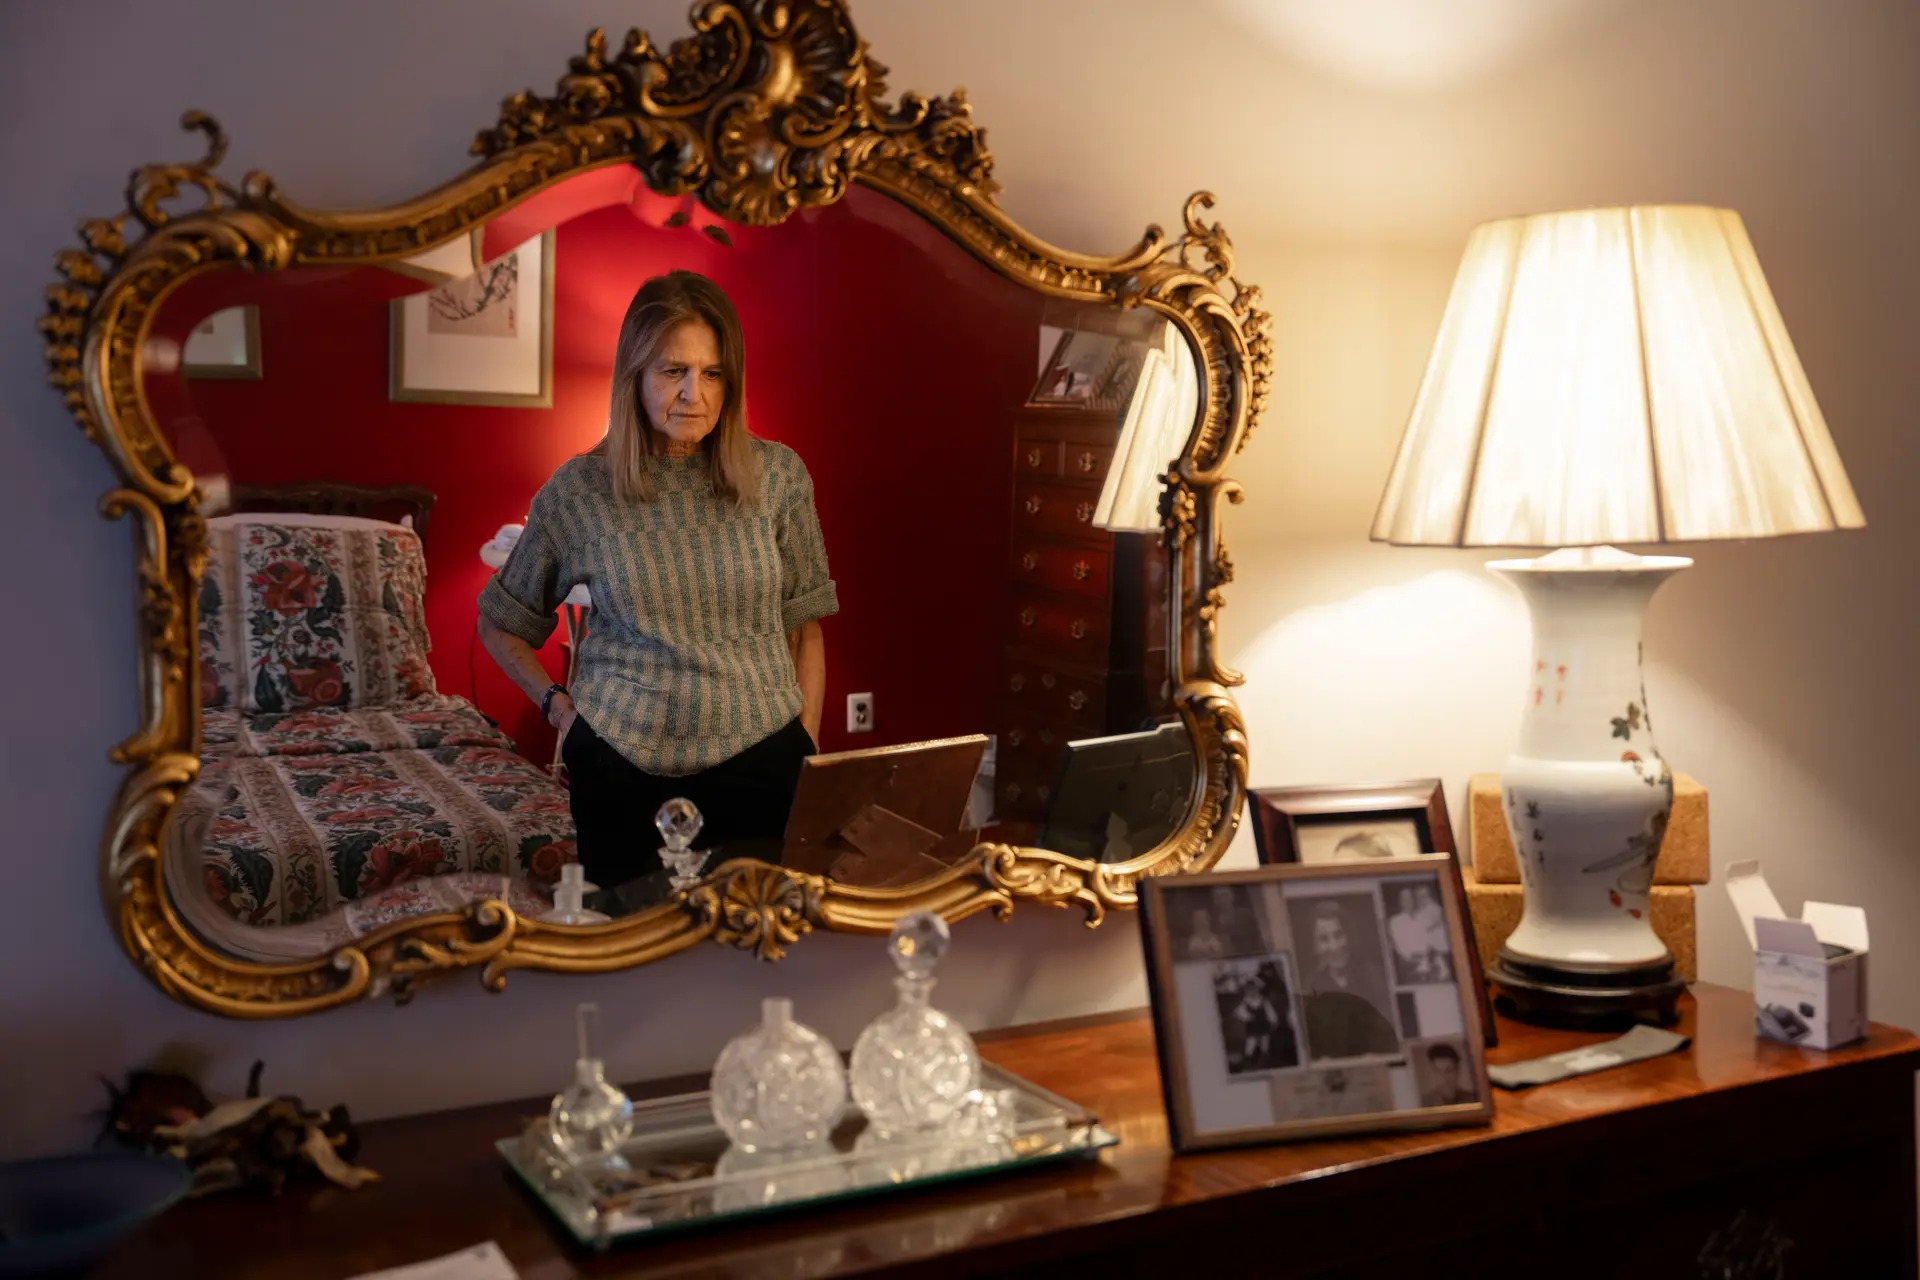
[
  {"x1": 1371, "y1": 205, "x2": 1865, "y2": 548},
  {"x1": 1096, "y1": 322, "x2": 1200, "y2": 532},
  {"x1": 180, "y1": 305, "x2": 261, "y2": 380},
  {"x1": 384, "y1": 229, "x2": 487, "y2": 288}
]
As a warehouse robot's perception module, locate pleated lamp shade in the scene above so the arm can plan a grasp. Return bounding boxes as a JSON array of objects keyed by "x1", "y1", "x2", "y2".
[{"x1": 1372, "y1": 205, "x2": 1864, "y2": 548}]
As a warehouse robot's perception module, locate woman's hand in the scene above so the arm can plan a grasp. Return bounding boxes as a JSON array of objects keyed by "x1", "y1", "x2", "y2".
[{"x1": 547, "y1": 691, "x2": 577, "y2": 740}]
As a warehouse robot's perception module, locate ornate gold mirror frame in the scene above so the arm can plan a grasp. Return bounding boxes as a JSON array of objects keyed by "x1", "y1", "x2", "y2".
[{"x1": 41, "y1": 0, "x2": 1268, "y2": 1017}]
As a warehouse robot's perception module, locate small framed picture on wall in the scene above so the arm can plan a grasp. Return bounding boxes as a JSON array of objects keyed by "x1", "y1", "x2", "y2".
[
  {"x1": 389, "y1": 230, "x2": 554, "y2": 407},
  {"x1": 1250, "y1": 779, "x2": 1493, "y2": 1046},
  {"x1": 1139, "y1": 862, "x2": 1493, "y2": 1154}
]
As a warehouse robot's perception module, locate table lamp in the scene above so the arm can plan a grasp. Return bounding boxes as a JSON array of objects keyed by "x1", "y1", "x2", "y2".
[{"x1": 1373, "y1": 205, "x2": 1863, "y2": 1022}]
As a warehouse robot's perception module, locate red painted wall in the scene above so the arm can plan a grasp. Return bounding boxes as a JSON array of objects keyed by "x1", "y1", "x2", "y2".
[{"x1": 150, "y1": 181, "x2": 1040, "y2": 762}]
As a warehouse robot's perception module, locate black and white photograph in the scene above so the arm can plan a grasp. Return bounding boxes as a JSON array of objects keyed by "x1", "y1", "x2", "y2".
[
  {"x1": 1211, "y1": 955, "x2": 1303, "y2": 1076},
  {"x1": 1410, "y1": 1038, "x2": 1479, "y2": 1106},
  {"x1": 1295, "y1": 816, "x2": 1423, "y2": 864},
  {"x1": 1385, "y1": 878, "x2": 1454, "y2": 984},
  {"x1": 1169, "y1": 881, "x2": 1271, "y2": 962},
  {"x1": 1269, "y1": 1064, "x2": 1395, "y2": 1121},
  {"x1": 1287, "y1": 892, "x2": 1402, "y2": 1061},
  {"x1": 1143, "y1": 865, "x2": 1492, "y2": 1152}
]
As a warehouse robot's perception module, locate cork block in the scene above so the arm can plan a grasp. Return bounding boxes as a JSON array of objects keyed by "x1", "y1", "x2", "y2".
[
  {"x1": 1461, "y1": 865, "x2": 1698, "y2": 982},
  {"x1": 1468, "y1": 771, "x2": 1709, "y2": 886}
]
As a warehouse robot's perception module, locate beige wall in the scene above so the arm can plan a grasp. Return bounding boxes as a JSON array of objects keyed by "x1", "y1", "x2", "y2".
[{"x1": 2, "y1": 0, "x2": 1915, "y2": 1157}]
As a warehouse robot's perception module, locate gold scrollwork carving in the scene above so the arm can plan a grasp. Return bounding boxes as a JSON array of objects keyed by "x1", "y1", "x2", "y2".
[
  {"x1": 685, "y1": 861, "x2": 820, "y2": 962},
  {"x1": 43, "y1": 0, "x2": 1262, "y2": 1017}
]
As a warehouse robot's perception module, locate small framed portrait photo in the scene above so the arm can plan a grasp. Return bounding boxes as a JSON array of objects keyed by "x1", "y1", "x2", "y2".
[
  {"x1": 1250, "y1": 778, "x2": 1493, "y2": 1046},
  {"x1": 1139, "y1": 862, "x2": 1492, "y2": 1153},
  {"x1": 1248, "y1": 778, "x2": 1454, "y2": 867}
]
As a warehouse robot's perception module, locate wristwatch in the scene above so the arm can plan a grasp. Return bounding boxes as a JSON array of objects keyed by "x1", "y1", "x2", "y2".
[{"x1": 542, "y1": 683, "x2": 569, "y2": 719}]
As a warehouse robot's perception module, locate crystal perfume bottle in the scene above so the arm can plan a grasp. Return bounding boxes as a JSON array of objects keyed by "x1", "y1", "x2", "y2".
[
  {"x1": 537, "y1": 863, "x2": 610, "y2": 925},
  {"x1": 710, "y1": 997, "x2": 848, "y2": 1152},
  {"x1": 656, "y1": 797, "x2": 709, "y2": 888},
  {"x1": 849, "y1": 911, "x2": 980, "y2": 1135},
  {"x1": 549, "y1": 1002, "x2": 633, "y2": 1163}
]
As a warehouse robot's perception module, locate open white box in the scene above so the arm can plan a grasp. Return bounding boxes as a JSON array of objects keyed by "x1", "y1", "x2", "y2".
[{"x1": 1725, "y1": 860, "x2": 1869, "y2": 1050}]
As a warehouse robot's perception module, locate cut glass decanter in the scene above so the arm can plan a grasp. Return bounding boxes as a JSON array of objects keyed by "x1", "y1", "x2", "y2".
[
  {"x1": 848, "y1": 911, "x2": 980, "y2": 1136},
  {"x1": 710, "y1": 997, "x2": 848, "y2": 1153},
  {"x1": 656, "y1": 796, "x2": 708, "y2": 888},
  {"x1": 548, "y1": 1002, "x2": 633, "y2": 1163}
]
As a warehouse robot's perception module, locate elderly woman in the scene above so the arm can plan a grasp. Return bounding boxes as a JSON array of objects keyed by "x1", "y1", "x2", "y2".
[{"x1": 477, "y1": 271, "x2": 836, "y2": 888}]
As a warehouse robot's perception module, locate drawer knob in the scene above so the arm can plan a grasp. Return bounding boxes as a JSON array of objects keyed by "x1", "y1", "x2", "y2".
[
  {"x1": 1077, "y1": 451, "x2": 1097, "y2": 473},
  {"x1": 1021, "y1": 551, "x2": 1039, "y2": 571},
  {"x1": 1026, "y1": 447, "x2": 1045, "y2": 468},
  {"x1": 1070, "y1": 619, "x2": 1088, "y2": 640},
  {"x1": 1009, "y1": 674, "x2": 1026, "y2": 693},
  {"x1": 1004, "y1": 783, "x2": 1022, "y2": 802},
  {"x1": 1025, "y1": 496, "x2": 1043, "y2": 515},
  {"x1": 1075, "y1": 501, "x2": 1094, "y2": 523},
  {"x1": 1037, "y1": 785, "x2": 1052, "y2": 803},
  {"x1": 1068, "y1": 690, "x2": 1088, "y2": 711},
  {"x1": 1041, "y1": 673, "x2": 1057, "y2": 690},
  {"x1": 1007, "y1": 728, "x2": 1024, "y2": 747},
  {"x1": 1020, "y1": 607, "x2": 1037, "y2": 627},
  {"x1": 1040, "y1": 729, "x2": 1056, "y2": 746},
  {"x1": 1072, "y1": 559, "x2": 1090, "y2": 581}
]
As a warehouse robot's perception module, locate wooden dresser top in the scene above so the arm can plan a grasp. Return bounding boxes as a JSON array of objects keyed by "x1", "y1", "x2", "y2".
[{"x1": 97, "y1": 984, "x2": 1920, "y2": 1279}]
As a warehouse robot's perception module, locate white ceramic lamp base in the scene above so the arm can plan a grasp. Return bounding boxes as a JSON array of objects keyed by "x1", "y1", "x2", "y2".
[{"x1": 1486, "y1": 547, "x2": 1688, "y2": 1025}]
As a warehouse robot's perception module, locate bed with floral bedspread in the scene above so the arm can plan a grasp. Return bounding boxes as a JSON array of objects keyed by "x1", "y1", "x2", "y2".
[{"x1": 166, "y1": 516, "x2": 576, "y2": 952}]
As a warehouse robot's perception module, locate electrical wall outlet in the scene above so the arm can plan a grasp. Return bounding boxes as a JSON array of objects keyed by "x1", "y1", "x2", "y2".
[{"x1": 847, "y1": 692, "x2": 874, "y2": 734}]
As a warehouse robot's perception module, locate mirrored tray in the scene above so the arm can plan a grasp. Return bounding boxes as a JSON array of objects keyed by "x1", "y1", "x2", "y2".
[{"x1": 499, "y1": 1061, "x2": 1116, "y2": 1250}]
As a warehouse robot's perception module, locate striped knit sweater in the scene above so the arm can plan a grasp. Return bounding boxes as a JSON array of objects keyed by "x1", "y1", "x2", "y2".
[{"x1": 478, "y1": 440, "x2": 837, "y2": 776}]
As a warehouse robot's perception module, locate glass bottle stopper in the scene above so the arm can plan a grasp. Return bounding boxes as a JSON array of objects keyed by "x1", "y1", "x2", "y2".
[
  {"x1": 539, "y1": 862, "x2": 609, "y2": 925},
  {"x1": 889, "y1": 909, "x2": 951, "y2": 981},
  {"x1": 656, "y1": 796, "x2": 709, "y2": 888}
]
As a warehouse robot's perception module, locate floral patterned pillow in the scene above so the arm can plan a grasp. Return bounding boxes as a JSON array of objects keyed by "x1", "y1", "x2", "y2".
[{"x1": 201, "y1": 521, "x2": 437, "y2": 713}]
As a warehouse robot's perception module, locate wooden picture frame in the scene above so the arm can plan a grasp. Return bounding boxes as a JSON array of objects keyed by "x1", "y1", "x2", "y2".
[
  {"x1": 388, "y1": 230, "x2": 554, "y2": 407},
  {"x1": 1251, "y1": 780, "x2": 1495, "y2": 1047},
  {"x1": 1139, "y1": 861, "x2": 1493, "y2": 1154}
]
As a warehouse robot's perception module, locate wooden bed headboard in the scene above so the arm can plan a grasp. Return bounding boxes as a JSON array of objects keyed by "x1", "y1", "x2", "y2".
[{"x1": 228, "y1": 483, "x2": 438, "y2": 544}]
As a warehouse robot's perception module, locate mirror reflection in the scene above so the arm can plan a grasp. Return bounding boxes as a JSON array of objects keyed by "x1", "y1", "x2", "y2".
[{"x1": 144, "y1": 169, "x2": 1199, "y2": 959}]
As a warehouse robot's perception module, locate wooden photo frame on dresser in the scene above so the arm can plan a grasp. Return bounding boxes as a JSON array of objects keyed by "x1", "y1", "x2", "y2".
[
  {"x1": 1140, "y1": 862, "x2": 1493, "y2": 1154},
  {"x1": 1251, "y1": 780, "x2": 1495, "y2": 1046}
]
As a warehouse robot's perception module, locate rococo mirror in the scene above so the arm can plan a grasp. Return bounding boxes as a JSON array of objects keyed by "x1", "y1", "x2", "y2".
[{"x1": 41, "y1": 0, "x2": 1267, "y2": 1017}]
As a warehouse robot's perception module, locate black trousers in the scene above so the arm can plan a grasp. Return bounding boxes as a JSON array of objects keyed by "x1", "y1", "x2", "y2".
[{"x1": 561, "y1": 715, "x2": 815, "y2": 888}]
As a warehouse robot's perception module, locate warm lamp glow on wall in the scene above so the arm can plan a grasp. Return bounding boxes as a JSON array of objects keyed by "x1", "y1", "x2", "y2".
[{"x1": 1374, "y1": 205, "x2": 1864, "y2": 1022}]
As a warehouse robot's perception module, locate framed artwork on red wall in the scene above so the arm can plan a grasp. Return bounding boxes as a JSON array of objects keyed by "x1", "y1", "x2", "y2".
[{"x1": 389, "y1": 230, "x2": 554, "y2": 407}]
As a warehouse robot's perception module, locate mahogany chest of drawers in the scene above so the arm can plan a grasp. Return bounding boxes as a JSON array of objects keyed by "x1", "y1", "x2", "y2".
[{"x1": 996, "y1": 404, "x2": 1168, "y2": 820}]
